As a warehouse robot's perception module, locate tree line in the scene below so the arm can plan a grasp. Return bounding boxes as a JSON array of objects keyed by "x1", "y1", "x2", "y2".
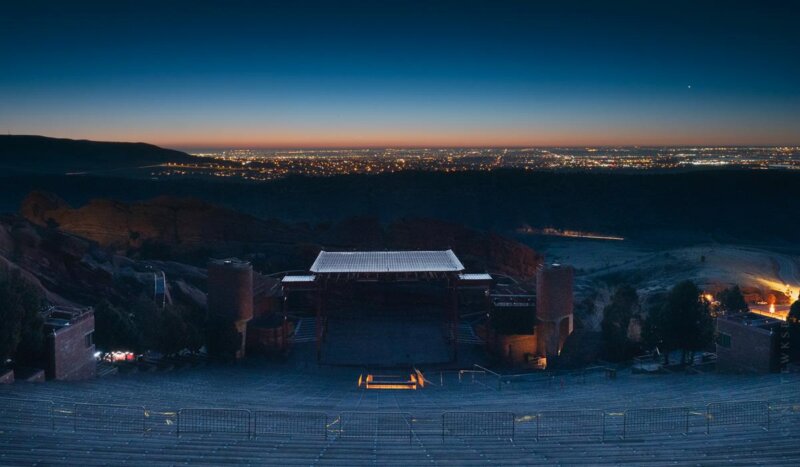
[
  {"x1": 601, "y1": 281, "x2": 774, "y2": 365},
  {"x1": 0, "y1": 271, "x2": 45, "y2": 368}
]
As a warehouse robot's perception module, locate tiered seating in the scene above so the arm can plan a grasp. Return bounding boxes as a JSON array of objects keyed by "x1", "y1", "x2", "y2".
[{"x1": 1, "y1": 361, "x2": 799, "y2": 465}]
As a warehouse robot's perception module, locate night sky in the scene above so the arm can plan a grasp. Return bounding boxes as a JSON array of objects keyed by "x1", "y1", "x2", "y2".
[{"x1": 2, "y1": 0, "x2": 798, "y2": 148}]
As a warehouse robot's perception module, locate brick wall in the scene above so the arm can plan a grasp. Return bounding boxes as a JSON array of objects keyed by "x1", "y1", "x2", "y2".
[
  {"x1": 207, "y1": 259, "x2": 254, "y2": 321},
  {"x1": 536, "y1": 265, "x2": 574, "y2": 323},
  {"x1": 716, "y1": 317, "x2": 778, "y2": 374},
  {"x1": 47, "y1": 312, "x2": 96, "y2": 380},
  {"x1": 247, "y1": 321, "x2": 294, "y2": 354}
]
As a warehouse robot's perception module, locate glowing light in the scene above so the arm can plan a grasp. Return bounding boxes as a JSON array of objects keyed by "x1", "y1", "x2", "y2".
[
  {"x1": 359, "y1": 372, "x2": 422, "y2": 390},
  {"x1": 103, "y1": 351, "x2": 136, "y2": 362},
  {"x1": 750, "y1": 307, "x2": 788, "y2": 321}
]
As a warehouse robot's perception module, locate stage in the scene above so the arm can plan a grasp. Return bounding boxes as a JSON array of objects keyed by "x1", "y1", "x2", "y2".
[{"x1": 321, "y1": 317, "x2": 451, "y2": 367}]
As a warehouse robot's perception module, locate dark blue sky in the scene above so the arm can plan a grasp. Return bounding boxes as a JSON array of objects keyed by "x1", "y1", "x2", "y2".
[{"x1": 2, "y1": 0, "x2": 798, "y2": 147}]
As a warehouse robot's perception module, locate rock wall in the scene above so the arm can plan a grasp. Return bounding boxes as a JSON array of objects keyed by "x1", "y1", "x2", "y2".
[
  {"x1": 22, "y1": 191, "x2": 307, "y2": 253},
  {"x1": 21, "y1": 192, "x2": 544, "y2": 279}
]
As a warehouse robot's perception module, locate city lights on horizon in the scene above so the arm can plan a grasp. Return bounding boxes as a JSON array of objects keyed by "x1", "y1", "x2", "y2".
[{"x1": 145, "y1": 146, "x2": 800, "y2": 182}]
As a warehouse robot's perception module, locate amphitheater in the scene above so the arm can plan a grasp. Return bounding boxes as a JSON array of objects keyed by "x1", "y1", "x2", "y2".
[{"x1": 1, "y1": 355, "x2": 799, "y2": 466}]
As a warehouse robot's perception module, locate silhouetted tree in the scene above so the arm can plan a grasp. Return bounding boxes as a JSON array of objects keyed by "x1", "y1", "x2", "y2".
[
  {"x1": 789, "y1": 299, "x2": 800, "y2": 363},
  {"x1": 178, "y1": 303, "x2": 206, "y2": 353},
  {"x1": 602, "y1": 285, "x2": 639, "y2": 361},
  {"x1": 573, "y1": 295, "x2": 597, "y2": 330},
  {"x1": 93, "y1": 300, "x2": 140, "y2": 352},
  {"x1": 0, "y1": 271, "x2": 45, "y2": 366},
  {"x1": 156, "y1": 303, "x2": 205, "y2": 355},
  {"x1": 644, "y1": 281, "x2": 713, "y2": 365},
  {"x1": 716, "y1": 285, "x2": 748, "y2": 314},
  {"x1": 130, "y1": 298, "x2": 205, "y2": 356},
  {"x1": 205, "y1": 314, "x2": 241, "y2": 360}
]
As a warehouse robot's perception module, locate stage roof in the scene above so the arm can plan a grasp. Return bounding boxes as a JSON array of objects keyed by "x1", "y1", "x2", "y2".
[{"x1": 310, "y1": 250, "x2": 465, "y2": 274}]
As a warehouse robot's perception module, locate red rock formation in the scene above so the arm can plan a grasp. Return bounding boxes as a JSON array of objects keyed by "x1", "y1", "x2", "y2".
[
  {"x1": 386, "y1": 218, "x2": 544, "y2": 278},
  {"x1": 21, "y1": 192, "x2": 309, "y2": 253},
  {"x1": 20, "y1": 192, "x2": 544, "y2": 279}
]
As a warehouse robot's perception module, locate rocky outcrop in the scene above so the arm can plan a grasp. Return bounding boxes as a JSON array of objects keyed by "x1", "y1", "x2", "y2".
[
  {"x1": 22, "y1": 192, "x2": 544, "y2": 278},
  {"x1": 385, "y1": 218, "x2": 543, "y2": 277},
  {"x1": 22, "y1": 192, "x2": 310, "y2": 254},
  {"x1": 0, "y1": 213, "x2": 213, "y2": 310}
]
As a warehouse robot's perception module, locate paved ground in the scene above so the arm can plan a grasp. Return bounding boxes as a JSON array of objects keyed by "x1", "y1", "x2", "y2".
[{"x1": 1, "y1": 356, "x2": 799, "y2": 465}]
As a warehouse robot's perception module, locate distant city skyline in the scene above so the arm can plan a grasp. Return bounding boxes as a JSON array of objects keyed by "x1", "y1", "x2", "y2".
[{"x1": 2, "y1": 1, "x2": 799, "y2": 147}]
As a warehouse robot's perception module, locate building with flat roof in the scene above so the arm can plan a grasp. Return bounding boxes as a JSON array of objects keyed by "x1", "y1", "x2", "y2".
[
  {"x1": 716, "y1": 312, "x2": 782, "y2": 374},
  {"x1": 43, "y1": 306, "x2": 96, "y2": 380}
]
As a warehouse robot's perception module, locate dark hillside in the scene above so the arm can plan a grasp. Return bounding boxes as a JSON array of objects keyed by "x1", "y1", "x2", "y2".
[
  {"x1": 1, "y1": 169, "x2": 799, "y2": 246},
  {"x1": 0, "y1": 135, "x2": 195, "y2": 173}
]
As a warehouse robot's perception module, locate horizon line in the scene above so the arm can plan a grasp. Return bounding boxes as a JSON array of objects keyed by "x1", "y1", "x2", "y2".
[{"x1": 4, "y1": 134, "x2": 800, "y2": 152}]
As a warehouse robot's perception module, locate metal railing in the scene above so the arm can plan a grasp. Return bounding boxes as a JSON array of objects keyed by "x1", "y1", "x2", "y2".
[
  {"x1": 1, "y1": 396, "x2": 797, "y2": 443},
  {"x1": 706, "y1": 400, "x2": 770, "y2": 433},
  {"x1": 442, "y1": 411, "x2": 514, "y2": 441},
  {"x1": 253, "y1": 410, "x2": 327, "y2": 439},
  {"x1": 0, "y1": 397, "x2": 54, "y2": 431},
  {"x1": 74, "y1": 403, "x2": 146, "y2": 433},
  {"x1": 623, "y1": 406, "x2": 690, "y2": 438},
  {"x1": 535, "y1": 409, "x2": 605, "y2": 441},
  {"x1": 469, "y1": 364, "x2": 502, "y2": 390},
  {"x1": 498, "y1": 366, "x2": 617, "y2": 389},
  {"x1": 177, "y1": 408, "x2": 251, "y2": 437}
]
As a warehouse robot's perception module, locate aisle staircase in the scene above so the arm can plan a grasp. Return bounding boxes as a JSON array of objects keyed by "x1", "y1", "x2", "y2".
[
  {"x1": 458, "y1": 322, "x2": 484, "y2": 345},
  {"x1": 292, "y1": 317, "x2": 318, "y2": 343}
]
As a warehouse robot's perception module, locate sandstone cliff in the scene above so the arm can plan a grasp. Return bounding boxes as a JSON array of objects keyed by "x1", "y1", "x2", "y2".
[
  {"x1": 22, "y1": 191, "x2": 309, "y2": 254},
  {"x1": 22, "y1": 192, "x2": 544, "y2": 278}
]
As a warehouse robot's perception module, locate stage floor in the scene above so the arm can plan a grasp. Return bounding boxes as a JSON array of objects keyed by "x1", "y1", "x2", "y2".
[{"x1": 321, "y1": 317, "x2": 451, "y2": 367}]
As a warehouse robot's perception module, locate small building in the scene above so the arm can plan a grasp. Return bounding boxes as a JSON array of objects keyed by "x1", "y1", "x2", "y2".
[
  {"x1": 536, "y1": 264, "x2": 574, "y2": 359},
  {"x1": 482, "y1": 264, "x2": 575, "y2": 368},
  {"x1": 207, "y1": 258, "x2": 254, "y2": 359},
  {"x1": 716, "y1": 312, "x2": 781, "y2": 374},
  {"x1": 43, "y1": 306, "x2": 96, "y2": 380}
]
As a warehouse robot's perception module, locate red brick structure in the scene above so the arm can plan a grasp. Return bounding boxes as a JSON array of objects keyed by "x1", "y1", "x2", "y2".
[
  {"x1": 207, "y1": 258, "x2": 254, "y2": 359},
  {"x1": 44, "y1": 306, "x2": 96, "y2": 380},
  {"x1": 208, "y1": 258, "x2": 254, "y2": 321},
  {"x1": 536, "y1": 264, "x2": 574, "y2": 359},
  {"x1": 247, "y1": 317, "x2": 294, "y2": 354},
  {"x1": 716, "y1": 312, "x2": 781, "y2": 373}
]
